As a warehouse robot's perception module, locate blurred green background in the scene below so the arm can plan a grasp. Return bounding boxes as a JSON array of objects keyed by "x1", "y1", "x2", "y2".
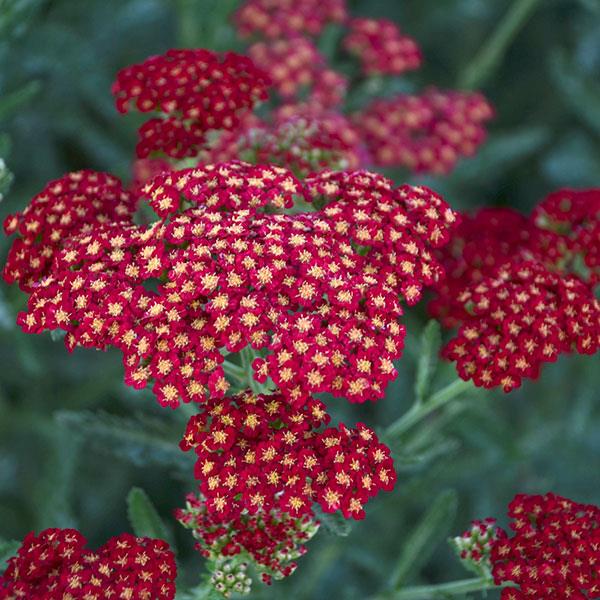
[{"x1": 0, "y1": 0, "x2": 599, "y2": 598}]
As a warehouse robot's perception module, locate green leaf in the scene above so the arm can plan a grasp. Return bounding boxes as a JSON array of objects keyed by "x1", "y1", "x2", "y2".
[
  {"x1": 31, "y1": 422, "x2": 80, "y2": 530},
  {"x1": 0, "y1": 133, "x2": 11, "y2": 157},
  {"x1": 550, "y1": 49, "x2": 600, "y2": 137},
  {"x1": 389, "y1": 489, "x2": 458, "y2": 590},
  {"x1": 393, "y1": 438, "x2": 461, "y2": 471},
  {"x1": 49, "y1": 329, "x2": 66, "y2": 342},
  {"x1": 459, "y1": 0, "x2": 543, "y2": 89},
  {"x1": 0, "y1": 539, "x2": 19, "y2": 574},
  {"x1": 126, "y1": 487, "x2": 173, "y2": 546},
  {"x1": 318, "y1": 23, "x2": 344, "y2": 61},
  {"x1": 414, "y1": 321, "x2": 442, "y2": 405},
  {"x1": 313, "y1": 506, "x2": 352, "y2": 537},
  {"x1": 55, "y1": 410, "x2": 192, "y2": 473},
  {"x1": 0, "y1": 80, "x2": 42, "y2": 121}
]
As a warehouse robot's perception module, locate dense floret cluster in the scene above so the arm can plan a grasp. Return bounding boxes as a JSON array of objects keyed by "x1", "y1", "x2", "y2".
[
  {"x1": 343, "y1": 18, "x2": 422, "y2": 76},
  {"x1": 357, "y1": 89, "x2": 494, "y2": 174},
  {"x1": 8, "y1": 162, "x2": 457, "y2": 407},
  {"x1": 248, "y1": 37, "x2": 347, "y2": 110},
  {"x1": 112, "y1": 49, "x2": 269, "y2": 158},
  {"x1": 234, "y1": 0, "x2": 347, "y2": 39},
  {"x1": 3, "y1": 171, "x2": 136, "y2": 291},
  {"x1": 491, "y1": 493, "x2": 600, "y2": 600},
  {"x1": 180, "y1": 391, "x2": 396, "y2": 520},
  {"x1": 443, "y1": 260, "x2": 598, "y2": 391},
  {"x1": 231, "y1": 0, "x2": 493, "y2": 176},
  {"x1": 0, "y1": 528, "x2": 177, "y2": 599},
  {"x1": 430, "y1": 192, "x2": 600, "y2": 391},
  {"x1": 176, "y1": 493, "x2": 319, "y2": 594}
]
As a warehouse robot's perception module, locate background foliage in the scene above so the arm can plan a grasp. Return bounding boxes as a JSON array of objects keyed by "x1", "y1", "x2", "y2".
[{"x1": 0, "y1": 0, "x2": 599, "y2": 598}]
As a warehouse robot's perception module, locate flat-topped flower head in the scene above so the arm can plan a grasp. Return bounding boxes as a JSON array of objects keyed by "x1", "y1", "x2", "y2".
[
  {"x1": 491, "y1": 493, "x2": 600, "y2": 599},
  {"x1": 248, "y1": 38, "x2": 324, "y2": 101},
  {"x1": 442, "y1": 260, "x2": 599, "y2": 391},
  {"x1": 180, "y1": 390, "x2": 396, "y2": 520},
  {"x1": 0, "y1": 528, "x2": 177, "y2": 599},
  {"x1": 357, "y1": 89, "x2": 493, "y2": 174},
  {"x1": 112, "y1": 49, "x2": 269, "y2": 158},
  {"x1": 3, "y1": 170, "x2": 136, "y2": 291},
  {"x1": 430, "y1": 195, "x2": 600, "y2": 391},
  {"x1": 8, "y1": 161, "x2": 457, "y2": 407},
  {"x1": 344, "y1": 18, "x2": 422, "y2": 76},
  {"x1": 234, "y1": 0, "x2": 347, "y2": 40},
  {"x1": 176, "y1": 493, "x2": 319, "y2": 597},
  {"x1": 428, "y1": 208, "x2": 563, "y2": 328}
]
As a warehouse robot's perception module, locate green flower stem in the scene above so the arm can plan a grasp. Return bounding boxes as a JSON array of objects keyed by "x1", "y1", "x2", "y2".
[
  {"x1": 381, "y1": 577, "x2": 499, "y2": 599},
  {"x1": 175, "y1": 0, "x2": 202, "y2": 47},
  {"x1": 459, "y1": 0, "x2": 543, "y2": 89},
  {"x1": 221, "y1": 359, "x2": 247, "y2": 382},
  {"x1": 385, "y1": 379, "x2": 473, "y2": 440},
  {"x1": 223, "y1": 347, "x2": 273, "y2": 394}
]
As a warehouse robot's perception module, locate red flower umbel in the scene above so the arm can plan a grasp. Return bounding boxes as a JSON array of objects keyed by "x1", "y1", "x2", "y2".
[
  {"x1": 180, "y1": 391, "x2": 396, "y2": 521},
  {"x1": 112, "y1": 49, "x2": 269, "y2": 158},
  {"x1": 491, "y1": 493, "x2": 600, "y2": 600},
  {"x1": 357, "y1": 89, "x2": 493, "y2": 174},
  {"x1": 234, "y1": 0, "x2": 347, "y2": 40},
  {"x1": 428, "y1": 208, "x2": 561, "y2": 328},
  {"x1": 344, "y1": 18, "x2": 422, "y2": 76},
  {"x1": 3, "y1": 171, "x2": 136, "y2": 292},
  {"x1": 8, "y1": 161, "x2": 457, "y2": 408},
  {"x1": 0, "y1": 528, "x2": 177, "y2": 599},
  {"x1": 176, "y1": 493, "x2": 319, "y2": 594},
  {"x1": 443, "y1": 260, "x2": 599, "y2": 391},
  {"x1": 248, "y1": 38, "x2": 324, "y2": 100},
  {"x1": 430, "y1": 193, "x2": 600, "y2": 391}
]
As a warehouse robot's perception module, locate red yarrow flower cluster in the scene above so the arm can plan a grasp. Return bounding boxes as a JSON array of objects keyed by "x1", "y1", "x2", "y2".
[
  {"x1": 234, "y1": 0, "x2": 347, "y2": 40},
  {"x1": 8, "y1": 161, "x2": 457, "y2": 408},
  {"x1": 491, "y1": 493, "x2": 600, "y2": 600},
  {"x1": 443, "y1": 260, "x2": 599, "y2": 391},
  {"x1": 3, "y1": 171, "x2": 136, "y2": 292},
  {"x1": 0, "y1": 528, "x2": 177, "y2": 600},
  {"x1": 430, "y1": 194, "x2": 600, "y2": 392},
  {"x1": 357, "y1": 89, "x2": 494, "y2": 174},
  {"x1": 428, "y1": 208, "x2": 561, "y2": 328},
  {"x1": 112, "y1": 49, "x2": 269, "y2": 158},
  {"x1": 343, "y1": 18, "x2": 422, "y2": 76},
  {"x1": 248, "y1": 38, "x2": 326, "y2": 101},
  {"x1": 176, "y1": 493, "x2": 319, "y2": 594},
  {"x1": 180, "y1": 390, "x2": 396, "y2": 521}
]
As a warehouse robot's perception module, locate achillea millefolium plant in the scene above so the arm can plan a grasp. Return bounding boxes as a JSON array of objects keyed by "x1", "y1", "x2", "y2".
[{"x1": 0, "y1": 0, "x2": 598, "y2": 599}]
